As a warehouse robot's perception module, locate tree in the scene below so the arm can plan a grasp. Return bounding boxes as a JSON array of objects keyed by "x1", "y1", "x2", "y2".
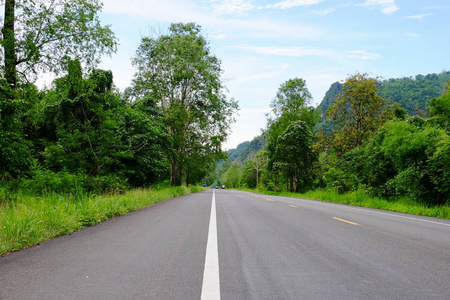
[
  {"x1": 221, "y1": 163, "x2": 241, "y2": 188},
  {"x1": 36, "y1": 61, "x2": 126, "y2": 176},
  {"x1": 247, "y1": 150, "x2": 268, "y2": 188},
  {"x1": 273, "y1": 121, "x2": 317, "y2": 193},
  {"x1": 346, "y1": 117, "x2": 449, "y2": 204},
  {"x1": 266, "y1": 78, "x2": 318, "y2": 189},
  {"x1": 269, "y1": 78, "x2": 312, "y2": 119},
  {"x1": 326, "y1": 73, "x2": 393, "y2": 154},
  {"x1": 428, "y1": 81, "x2": 450, "y2": 131},
  {"x1": 131, "y1": 23, "x2": 238, "y2": 186},
  {"x1": 0, "y1": 0, "x2": 117, "y2": 180},
  {"x1": 0, "y1": 0, "x2": 117, "y2": 89}
]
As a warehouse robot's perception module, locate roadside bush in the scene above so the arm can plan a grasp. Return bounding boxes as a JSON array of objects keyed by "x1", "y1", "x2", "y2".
[
  {"x1": 345, "y1": 118, "x2": 449, "y2": 205},
  {"x1": 323, "y1": 167, "x2": 356, "y2": 194},
  {"x1": 21, "y1": 169, "x2": 87, "y2": 195},
  {"x1": 428, "y1": 139, "x2": 450, "y2": 204},
  {"x1": 86, "y1": 174, "x2": 128, "y2": 194}
]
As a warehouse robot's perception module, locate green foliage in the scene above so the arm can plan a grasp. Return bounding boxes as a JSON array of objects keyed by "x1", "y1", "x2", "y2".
[
  {"x1": 317, "y1": 81, "x2": 342, "y2": 122},
  {"x1": 35, "y1": 61, "x2": 129, "y2": 178},
  {"x1": 326, "y1": 73, "x2": 393, "y2": 154},
  {"x1": 132, "y1": 23, "x2": 238, "y2": 186},
  {"x1": 0, "y1": 0, "x2": 118, "y2": 87},
  {"x1": 272, "y1": 121, "x2": 317, "y2": 193},
  {"x1": 227, "y1": 135, "x2": 266, "y2": 162},
  {"x1": 119, "y1": 98, "x2": 170, "y2": 187},
  {"x1": 221, "y1": 163, "x2": 242, "y2": 188},
  {"x1": 323, "y1": 167, "x2": 356, "y2": 194},
  {"x1": 428, "y1": 139, "x2": 450, "y2": 199},
  {"x1": 270, "y1": 78, "x2": 312, "y2": 118},
  {"x1": 347, "y1": 118, "x2": 449, "y2": 205},
  {"x1": 240, "y1": 150, "x2": 268, "y2": 188},
  {"x1": 316, "y1": 72, "x2": 450, "y2": 132},
  {"x1": 265, "y1": 78, "x2": 318, "y2": 192},
  {"x1": 428, "y1": 82, "x2": 450, "y2": 131},
  {"x1": 19, "y1": 59, "x2": 171, "y2": 192},
  {"x1": 379, "y1": 72, "x2": 450, "y2": 115},
  {"x1": 0, "y1": 80, "x2": 38, "y2": 178}
]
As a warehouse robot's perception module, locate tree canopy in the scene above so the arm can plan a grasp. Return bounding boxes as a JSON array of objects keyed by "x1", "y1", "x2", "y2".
[
  {"x1": 131, "y1": 23, "x2": 238, "y2": 186},
  {"x1": 326, "y1": 73, "x2": 393, "y2": 153},
  {"x1": 0, "y1": 0, "x2": 117, "y2": 89}
]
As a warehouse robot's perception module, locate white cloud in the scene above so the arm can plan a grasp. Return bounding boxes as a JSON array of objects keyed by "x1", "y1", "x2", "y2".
[
  {"x1": 102, "y1": 0, "x2": 206, "y2": 23},
  {"x1": 359, "y1": 0, "x2": 399, "y2": 14},
  {"x1": 234, "y1": 46, "x2": 337, "y2": 58},
  {"x1": 102, "y1": 0, "x2": 322, "y2": 40},
  {"x1": 266, "y1": 0, "x2": 322, "y2": 10},
  {"x1": 234, "y1": 46, "x2": 380, "y2": 61},
  {"x1": 405, "y1": 32, "x2": 419, "y2": 38},
  {"x1": 233, "y1": 70, "x2": 285, "y2": 84},
  {"x1": 306, "y1": 8, "x2": 335, "y2": 15},
  {"x1": 403, "y1": 14, "x2": 433, "y2": 21},
  {"x1": 225, "y1": 19, "x2": 322, "y2": 39},
  {"x1": 213, "y1": 0, "x2": 256, "y2": 15},
  {"x1": 213, "y1": 33, "x2": 228, "y2": 40},
  {"x1": 346, "y1": 50, "x2": 380, "y2": 60}
]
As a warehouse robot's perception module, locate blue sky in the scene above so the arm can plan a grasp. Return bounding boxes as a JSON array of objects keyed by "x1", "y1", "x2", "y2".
[{"x1": 98, "y1": 0, "x2": 450, "y2": 149}]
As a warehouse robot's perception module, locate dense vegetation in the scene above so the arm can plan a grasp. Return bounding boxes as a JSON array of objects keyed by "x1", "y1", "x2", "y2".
[
  {"x1": 0, "y1": 1, "x2": 236, "y2": 253},
  {"x1": 0, "y1": 1, "x2": 236, "y2": 196},
  {"x1": 217, "y1": 73, "x2": 450, "y2": 209}
]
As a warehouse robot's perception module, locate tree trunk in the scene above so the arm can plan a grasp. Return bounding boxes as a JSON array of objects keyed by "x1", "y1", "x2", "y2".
[
  {"x1": 170, "y1": 160, "x2": 182, "y2": 186},
  {"x1": 256, "y1": 168, "x2": 259, "y2": 188},
  {"x1": 2, "y1": 0, "x2": 17, "y2": 90}
]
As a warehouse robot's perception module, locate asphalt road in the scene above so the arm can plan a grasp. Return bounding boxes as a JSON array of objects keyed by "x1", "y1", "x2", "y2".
[{"x1": 1, "y1": 189, "x2": 450, "y2": 299}]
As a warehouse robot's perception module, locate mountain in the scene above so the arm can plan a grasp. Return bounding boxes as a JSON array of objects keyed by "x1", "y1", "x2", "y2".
[
  {"x1": 379, "y1": 72, "x2": 450, "y2": 115},
  {"x1": 227, "y1": 135, "x2": 266, "y2": 162},
  {"x1": 318, "y1": 71, "x2": 450, "y2": 119},
  {"x1": 227, "y1": 71, "x2": 450, "y2": 158}
]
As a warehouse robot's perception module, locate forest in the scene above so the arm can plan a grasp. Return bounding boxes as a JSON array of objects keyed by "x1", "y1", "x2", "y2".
[
  {"x1": 0, "y1": 1, "x2": 237, "y2": 197},
  {"x1": 218, "y1": 73, "x2": 450, "y2": 207}
]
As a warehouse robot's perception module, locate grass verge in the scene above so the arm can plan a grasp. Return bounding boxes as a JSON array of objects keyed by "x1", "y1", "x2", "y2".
[
  {"x1": 238, "y1": 188, "x2": 450, "y2": 220},
  {"x1": 0, "y1": 185, "x2": 204, "y2": 255}
]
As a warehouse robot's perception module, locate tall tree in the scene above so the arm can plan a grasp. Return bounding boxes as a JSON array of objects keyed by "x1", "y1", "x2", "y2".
[
  {"x1": 273, "y1": 121, "x2": 317, "y2": 193},
  {"x1": 269, "y1": 77, "x2": 313, "y2": 120},
  {"x1": 266, "y1": 78, "x2": 317, "y2": 184},
  {"x1": 0, "y1": 0, "x2": 117, "y2": 89},
  {"x1": 221, "y1": 163, "x2": 241, "y2": 189},
  {"x1": 247, "y1": 150, "x2": 268, "y2": 188},
  {"x1": 326, "y1": 73, "x2": 393, "y2": 154},
  {"x1": 428, "y1": 81, "x2": 450, "y2": 131},
  {"x1": 132, "y1": 23, "x2": 238, "y2": 186}
]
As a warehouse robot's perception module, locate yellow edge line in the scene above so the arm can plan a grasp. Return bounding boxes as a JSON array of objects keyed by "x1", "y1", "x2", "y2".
[
  {"x1": 333, "y1": 217, "x2": 359, "y2": 226},
  {"x1": 289, "y1": 205, "x2": 298, "y2": 208}
]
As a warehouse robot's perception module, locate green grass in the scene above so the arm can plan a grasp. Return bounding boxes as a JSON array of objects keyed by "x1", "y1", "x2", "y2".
[
  {"x1": 0, "y1": 185, "x2": 204, "y2": 255},
  {"x1": 238, "y1": 188, "x2": 450, "y2": 220}
]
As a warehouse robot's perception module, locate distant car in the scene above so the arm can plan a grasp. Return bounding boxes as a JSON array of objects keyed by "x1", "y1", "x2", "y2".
[{"x1": 221, "y1": 185, "x2": 226, "y2": 189}]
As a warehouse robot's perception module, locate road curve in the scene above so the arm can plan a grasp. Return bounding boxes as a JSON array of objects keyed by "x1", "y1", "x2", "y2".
[{"x1": 1, "y1": 189, "x2": 450, "y2": 299}]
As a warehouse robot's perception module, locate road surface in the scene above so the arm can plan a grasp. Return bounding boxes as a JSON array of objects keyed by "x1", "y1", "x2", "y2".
[{"x1": 1, "y1": 189, "x2": 450, "y2": 299}]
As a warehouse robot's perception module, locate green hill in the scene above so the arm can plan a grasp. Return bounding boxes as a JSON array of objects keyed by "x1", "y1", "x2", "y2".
[
  {"x1": 228, "y1": 71, "x2": 450, "y2": 160},
  {"x1": 318, "y1": 71, "x2": 450, "y2": 120},
  {"x1": 227, "y1": 135, "x2": 266, "y2": 162}
]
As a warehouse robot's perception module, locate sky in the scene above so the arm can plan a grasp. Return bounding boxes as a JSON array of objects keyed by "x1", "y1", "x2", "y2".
[{"x1": 97, "y1": 0, "x2": 450, "y2": 150}]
